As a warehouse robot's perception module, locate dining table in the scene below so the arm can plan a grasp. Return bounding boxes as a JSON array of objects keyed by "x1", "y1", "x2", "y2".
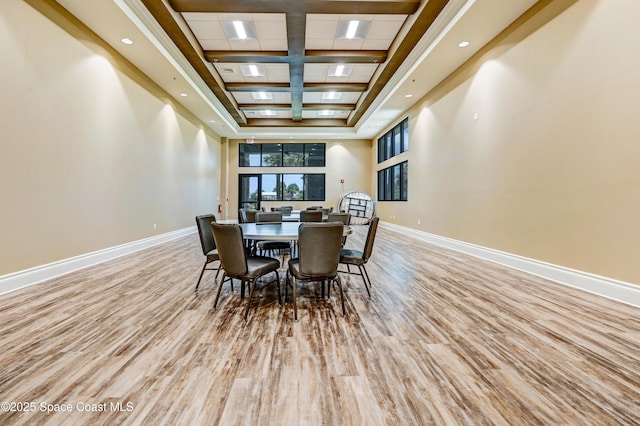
[{"x1": 239, "y1": 222, "x2": 351, "y2": 241}]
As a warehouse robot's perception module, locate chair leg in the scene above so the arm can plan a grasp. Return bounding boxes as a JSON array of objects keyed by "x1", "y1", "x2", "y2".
[
  {"x1": 244, "y1": 278, "x2": 259, "y2": 322},
  {"x1": 292, "y1": 276, "x2": 298, "y2": 322},
  {"x1": 358, "y1": 265, "x2": 371, "y2": 297},
  {"x1": 335, "y1": 275, "x2": 346, "y2": 316},
  {"x1": 275, "y1": 271, "x2": 282, "y2": 306},
  {"x1": 195, "y1": 260, "x2": 208, "y2": 291},
  {"x1": 213, "y1": 272, "x2": 228, "y2": 308}
]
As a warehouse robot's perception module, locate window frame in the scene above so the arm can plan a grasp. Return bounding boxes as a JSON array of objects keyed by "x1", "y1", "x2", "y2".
[
  {"x1": 377, "y1": 117, "x2": 409, "y2": 163},
  {"x1": 239, "y1": 143, "x2": 326, "y2": 167},
  {"x1": 377, "y1": 160, "x2": 408, "y2": 201}
]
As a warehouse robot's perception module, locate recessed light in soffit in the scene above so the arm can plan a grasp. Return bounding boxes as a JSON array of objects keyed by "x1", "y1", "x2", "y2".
[
  {"x1": 221, "y1": 21, "x2": 257, "y2": 40},
  {"x1": 322, "y1": 91, "x2": 342, "y2": 100},
  {"x1": 241, "y1": 64, "x2": 266, "y2": 77},
  {"x1": 328, "y1": 65, "x2": 353, "y2": 77},
  {"x1": 336, "y1": 20, "x2": 371, "y2": 39},
  {"x1": 252, "y1": 92, "x2": 273, "y2": 100}
]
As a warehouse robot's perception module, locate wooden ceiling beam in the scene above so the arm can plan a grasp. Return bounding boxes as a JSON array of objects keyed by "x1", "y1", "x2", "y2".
[
  {"x1": 304, "y1": 83, "x2": 367, "y2": 92},
  {"x1": 246, "y1": 118, "x2": 349, "y2": 127},
  {"x1": 168, "y1": 0, "x2": 420, "y2": 15},
  {"x1": 239, "y1": 104, "x2": 356, "y2": 110},
  {"x1": 304, "y1": 50, "x2": 387, "y2": 64},
  {"x1": 226, "y1": 83, "x2": 291, "y2": 92},
  {"x1": 302, "y1": 104, "x2": 356, "y2": 110},
  {"x1": 205, "y1": 51, "x2": 289, "y2": 63}
]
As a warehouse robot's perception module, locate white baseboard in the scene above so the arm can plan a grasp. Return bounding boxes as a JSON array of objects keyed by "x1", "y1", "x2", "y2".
[
  {"x1": 380, "y1": 222, "x2": 640, "y2": 309},
  {"x1": 0, "y1": 227, "x2": 197, "y2": 296}
]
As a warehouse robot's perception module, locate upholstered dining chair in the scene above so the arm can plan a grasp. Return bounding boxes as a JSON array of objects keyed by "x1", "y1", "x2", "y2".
[
  {"x1": 255, "y1": 211, "x2": 291, "y2": 256},
  {"x1": 299, "y1": 209, "x2": 322, "y2": 222},
  {"x1": 286, "y1": 222, "x2": 346, "y2": 321},
  {"x1": 210, "y1": 223, "x2": 281, "y2": 322},
  {"x1": 328, "y1": 212, "x2": 352, "y2": 246},
  {"x1": 338, "y1": 216, "x2": 379, "y2": 297},
  {"x1": 195, "y1": 214, "x2": 222, "y2": 291},
  {"x1": 327, "y1": 212, "x2": 350, "y2": 224}
]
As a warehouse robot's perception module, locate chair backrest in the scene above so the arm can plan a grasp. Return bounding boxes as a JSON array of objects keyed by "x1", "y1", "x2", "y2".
[
  {"x1": 256, "y1": 211, "x2": 282, "y2": 223},
  {"x1": 299, "y1": 210, "x2": 323, "y2": 222},
  {"x1": 327, "y1": 212, "x2": 350, "y2": 225},
  {"x1": 243, "y1": 209, "x2": 258, "y2": 223},
  {"x1": 362, "y1": 216, "x2": 380, "y2": 262},
  {"x1": 195, "y1": 214, "x2": 217, "y2": 255},
  {"x1": 210, "y1": 223, "x2": 247, "y2": 276},
  {"x1": 279, "y1": 206, "x2": 293, "y2": 215},
  {"x1": 320, "y1": 208, "x2": 330, "y2": 216},
  {"x1": 298, "y1": 222, "x2": 343, "y2": 277},
  {"x1": 238, "y1": 208, "x2": 246, "y2": 223}
]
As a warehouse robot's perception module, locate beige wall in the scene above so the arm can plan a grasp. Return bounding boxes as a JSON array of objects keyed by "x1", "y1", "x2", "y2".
[
  {"x1": 0, "y1": 1, "x2": 221, "y2": 275},
  {"x1": 374, "y1": 0, "x2": 640, "y2": 284},
  {"x1": 224, "y1": 139, "x2": 372, "y2": 220}
]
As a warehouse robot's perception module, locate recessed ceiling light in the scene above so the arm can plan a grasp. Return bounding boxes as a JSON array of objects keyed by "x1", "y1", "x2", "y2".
[
  {"x1": 121, "y1": 38, "x2": 133, "y2": 45},
  {"x1": 233, "y1": 21, "x2": 247, "y2": 39},
  {"x1": 179, "y1": 93, "x2": 188, "y2": 97},
  {"x1": 260, "y1": 110, "x2": 277, "y2": 116},
  {"x1": 405, "y1": 94, "x2": 413, "y2": 98},
  {"x1": 241, "y1": 64, "x2": 266, "y2": 77},
  {"x1": 322, "y1": 91, "x2": 342, "y2": 100},
  {"x1": 251, "y1": 91, "x2": 273, "y2": 100},
  {"x1": 221, "y1": 21, "x2": 257, "y2": 40},
  {"x1": 336, "y1": 20, "x2": 370, "y2": 40},
  {"x1": 458, "y1": 40, "x2": 470, "y2": 48},
  {"x1": 210, "y1": 120, "x2": 216, "y2": 123},
  {"x1": 328, "y1": 65, "x2": 352, "y2": 77},
  {"x1": 318, "y1": 110, "x2": 334, "y2": 117}
]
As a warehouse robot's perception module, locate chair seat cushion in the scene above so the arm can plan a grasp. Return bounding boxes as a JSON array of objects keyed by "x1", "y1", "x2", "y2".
[
  {"x1": 246, "y1": 256, "x2": 280, "y2": 278},
  {"x1": 288, "y1": 259, "x2": 337, "y2": 280},
  {"x1": 339, "y1": 248, "x2": 364, "y2": 265}
]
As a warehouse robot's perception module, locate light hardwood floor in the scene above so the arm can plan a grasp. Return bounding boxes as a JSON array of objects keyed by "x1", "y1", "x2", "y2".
[{"x1": 0, "y1": 225, "x2": 639, "y2": 425}]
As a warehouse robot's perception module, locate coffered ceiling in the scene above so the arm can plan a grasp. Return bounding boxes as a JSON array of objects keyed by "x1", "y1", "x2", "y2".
[{"x1": 53, "y1": 0, "x2": 540, "y2": 139}]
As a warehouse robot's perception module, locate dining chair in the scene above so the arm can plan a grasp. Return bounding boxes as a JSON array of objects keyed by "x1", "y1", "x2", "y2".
[
  {"x1": 338, "y1": 216, "x2": 379, "y2": 297},
  {"x1": 255, "y1": 211, "x2": 291, "y2": 256},
  {"x1": 244, "y1": 209, "x2": 258, "y2": 223},
  {"x1": 210, "y1": 223, "x2": 281, "y2": 322},
  {"x1": 194, "y1": 214, "x2": 222, "y2": 291},
  {"x1": 327, "y1": 212, "x2": 350, "y2": 225},
  {"x1": 299, "y1": 209, "x2": 322, "y2": 222},
  {"x1": 328, "y1": 212, "x2": 351, "y2": 246},
  {"x1": 286, "y1": 222, "x2": 346, "y2": 321}
]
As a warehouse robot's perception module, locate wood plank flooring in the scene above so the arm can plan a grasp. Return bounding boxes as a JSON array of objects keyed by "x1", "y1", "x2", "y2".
[{"x1": 0, "y1": 225, "x2": 639, "y2": 425}]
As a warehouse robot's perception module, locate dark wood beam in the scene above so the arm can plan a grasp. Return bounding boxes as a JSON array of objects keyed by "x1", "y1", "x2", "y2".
[
  {"x1": 239, "y1": 104, "x2": 355, "y2": 111},
  {"x1": 304, "y1": 50, "x2": 387, "y2": 64},
  {"x1": 303, "y1": 83, "x2": 368, "y2": 92},
  {"x1": 225, "y1": 83, "x2": 291, "y2": 92},
  {"x1": 168, "y1": 0, "x2": 420, "y2": 15},
  {"x1": 238, "y1": 104, "x2": 292, "y2": 110},
  {"x1": 302, "y1": 104, "x2": 356, "y2": 110},
  {"x1": 205, "y1": 51, "x2": 288, "y2": 63},
  {"x1": 246, "y1": 118, "x2": 349, "y2": 127}
]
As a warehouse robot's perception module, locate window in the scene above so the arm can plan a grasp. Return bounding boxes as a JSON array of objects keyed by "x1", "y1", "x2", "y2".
[
  {"x1": 239, "y1": 144, "x2": 261, "y2": 167},
  {"x1": 239, "y1": 143, "x2": 326, "y2": 167},
  {"x1": 377, "y1": 161, "x2": 408, "y2": 201},
  {"x1": 377, "y1": 117, "x2": 409, "y2": 163},
  {"x1": 239, "y1": 173, "x2": 325, "y2": 206}
]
